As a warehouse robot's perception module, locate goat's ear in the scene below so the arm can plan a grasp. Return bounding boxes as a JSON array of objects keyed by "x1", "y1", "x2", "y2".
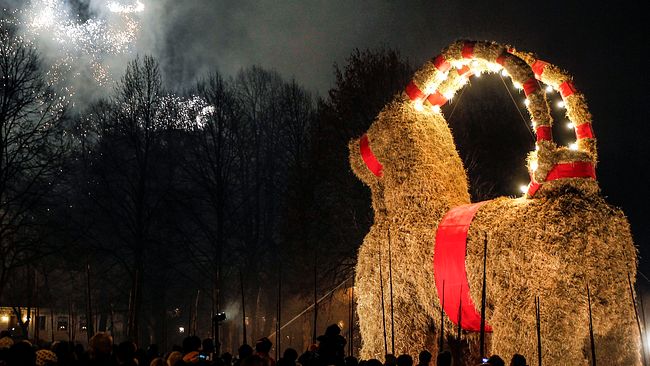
[{"x1": 349, "y1": 136, "x2": 381, "y2": 187}]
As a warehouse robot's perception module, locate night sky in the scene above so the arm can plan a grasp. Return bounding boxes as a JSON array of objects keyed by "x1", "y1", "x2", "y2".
[{"x1": 3, "y1": 0, "x2": 649, "y2": 273}]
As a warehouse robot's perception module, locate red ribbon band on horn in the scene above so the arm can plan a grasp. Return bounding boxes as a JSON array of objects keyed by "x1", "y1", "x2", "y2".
[
  {"x1": 531, "y1": 60, "x2": 549, "y2": 80},
  {"x1": 457, "y1": 65, "x2": 471, "y2": 76},
  {"x1": 523, "y1": 77, "x2": 539, "y2": 96},
  {"x1": 575, "y1": 123, "x2": 594, "y2": 139},
  {"x1": 433, "y1": 55, "x2": 451, "y2": 72},
  {"x1": 535, "y1": 126, "x2": 552, "y2": 141},
  {"x1": 359, "y1": 134, "x2": 383, "y2": 177},
  {"x1": 427, "y1": 92, "x2": 448, "y2": 107},
  {"x1": 462, "y1": 41, "x2": 476, "y2": 59},
  {"x1": 495, "y1": 53, "x2": 507, "y2": 66},
  {"x1": 559, "y1": 81, "x2": 577, "y2": 98},
  {"x1": 434, "y1": 201, "x2": 492, "y2": 333},
  {"x1": 405, "y1": 81, "x2": 426, "y2": 101},
  {"x1": 527, "y1": 161, "x2": 596, "y2": 197}
]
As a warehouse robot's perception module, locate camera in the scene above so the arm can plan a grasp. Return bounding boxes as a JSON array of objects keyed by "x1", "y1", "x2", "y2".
[
  {"x1": 198, "y1": 353, "x2": 210, "y2": 361},
  {"x1": 213, "y1": 312, "x2": 226, "y2": 323}
]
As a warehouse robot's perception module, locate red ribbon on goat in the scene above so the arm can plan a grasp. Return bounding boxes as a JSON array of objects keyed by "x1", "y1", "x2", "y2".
[
  {"x1": 406, "y1": 81, "x2": 425, "y2": 101},
  {"x1": 434, "y1": 201, "x2": 492, "y2": 333},
  {"x1": 531, "y1": 60, "x2": 549, "y2": 80},
  {"x1": 527, "y1": 161, "x2": 596, "y2": 197},
  {"x1": 433, "y1": 55, "x2": 451, "y2": 72},
  {"x1": 575, "y1": 123, "x2": 594, "y2": 139},
  {"x1": 359, "y1": 134, "x2": 383, "y2": 177},
  {"x1": 559, "y1": 81, "x2": 577, "y2": 98},
  {"x1": 535, "y1": 126, "x2": 552, "y2": 142}
]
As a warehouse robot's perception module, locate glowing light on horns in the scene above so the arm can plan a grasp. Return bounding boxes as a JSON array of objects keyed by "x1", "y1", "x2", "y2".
[
  {"x1": 414, "y1": 100, "x2": 424, "y2": 111},
  {"x1": 545, "y1": 85, "x2": 554, "y2": 93},
  {"x1": 569, "y1": 142, "x2": 579, "y2": 151},
  {"x1": 557, "y1": 101, "x2": 566, "y2": 108},
  {"x1": 519, "y1": 185, "x2": 529, "y2": 194}
]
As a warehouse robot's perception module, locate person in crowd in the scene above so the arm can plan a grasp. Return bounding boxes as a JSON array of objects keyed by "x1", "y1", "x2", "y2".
[
  {"x1": 509, "y1": 354, "x2": 526, "y2": 366},
  {"x1": 316, "y1": 324, "x2": 346, "y2": 366},
  {"x1": 435, "y1": 351, "x2": 451, "y2": 366},
  {"x1": 277, "y1": 348, "x2": 298, "y2": 366},
  {"x1": 254, "y1": 337, "x2": 275, "y2": 366},
  {"x1": 365, "y1": 359, "x2": 382, "y2": 366},
  {"x1": 166, "y1": 351, "x2": 183, "y2": 366},
  {"x1": 416, "y1": 351, "x2": 431, "y2": 366},
  {"x1": 116, "y1": 341, "x2": 138, "y2": 366},
  {"x1": 150, "y1": 357, "x2": 166, "y2": 366},
  {"x1": 384, "y1": 354, "x2": 396, "y2": 366},
  {"x1": 87, "y1": 332, "x2": 114, "y2": 366},
  {"x1": 344, "y1": 356, "x2": 358, "y2": 366},
  {"x1": 297, "y1": 344, "x2": 318, "y2": 366},
  {"x1": 485, "y1": 355, "x2": 505, "y2": 366},
  {"x1": 396, "y1": 354, "x2": 412, "y2": 366},
  {"x1": 234, "y1": 344, "x2": 254, "y2": 366},
  {"x1": 8, "y1": 341, "x2": 36, "y2": 366},
  {"x1": 221, "y1": 352, "x2": 233, "y2": 366},
  {"x1": 35, "y1": 349, "x2": 57, "y2": 366}
]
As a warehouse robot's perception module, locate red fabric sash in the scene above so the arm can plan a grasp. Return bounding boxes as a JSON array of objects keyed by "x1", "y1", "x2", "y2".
[
  {"x1": 575, "y1": 123, "x2": 594, "y2": 139},
  {"x1": 433, "y1": 55, "x2": 451, "y2": 72},
  {"x1": 405, "y1": 81, "x2": 425, "y2": 101},
  {"x1": 527, "y1": 161, "x2": 596, "y2": 197},
  {"x1": 434, "y1": 202, "x2": 492, "y2": 333},
  {"x1": 535, "y1": 126, "x2": 552, "y2": 141},
  {"x1": 359, "y1": 134, "x2": 383, "y2": 177}
]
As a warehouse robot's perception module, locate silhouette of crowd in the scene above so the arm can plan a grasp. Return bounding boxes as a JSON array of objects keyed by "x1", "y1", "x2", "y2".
[{"x1": 0, "y1": 326, "x2": 528, "y2": 366}]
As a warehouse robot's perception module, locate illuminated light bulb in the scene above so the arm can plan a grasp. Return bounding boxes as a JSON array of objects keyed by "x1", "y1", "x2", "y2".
[
  {"x1": 513, "y1": 81, "x2": 523, "y2": 90},
  {"x1": 519, "y1": 185, "x2": 529, "y2": 194},
  {"x1": 432, "y1": 105, "x2": 442, "y2": 113},
  {"x1": 530, "y1": 161, "x2": 539, "y2": 172},
  {"x1": 424, "y1": 84, "x2": 437, "y2": 94},
  {"x1": 0, "y1": 315, "x2": 8, "y2": 322},
  {"x1": 414, "y1": 100, "x2": 424, "y2": 111},
  {"x1": 530, "y1": 121, "x2": 536, "y2": 129},
  {"x1": 524, "y1": 99, "x2": 530, "y2": 106},
  {"x1": 435, "y1": 72, "x2": 449, "y2": 82},
  {"x1": 557, "y1": 101, "x2": 566, "y2": 108},
  {"x1": 545, "y1": 85, "x2": 553, "y2": 93},
  {"x1": 443, "y1": 91, "x2": 455, "y2": 100},
  {"x1": 459, "y1": 77, "x2": 469, "y2": 86},
  {"x1": 566, "y1": 122, "x2": 575, "y2": 129},
  {"x1": 474, "y1": 72, "x2": 482, "y2": 78},
  {"x1": 501, "y1": 69, "x2": 509, "y2": 77},
  {"x1": 535, "y1": 145, "x2": 540, "y2": 151},
  {"x1": 569, "y1": 143, "x2": 579, "y2": 150},
  {"x1": 471, "y1": 60, "x2": 480, "y2": 68}
]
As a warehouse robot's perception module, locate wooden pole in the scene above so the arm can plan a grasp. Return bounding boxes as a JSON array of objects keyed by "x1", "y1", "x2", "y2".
[
  {"x1": 313, "y1": 249, "x2": 318, "y2": 343},
  {"x1": 628, "y1": 273, "x2": 647, "y2": 366},
  {"x1": 240, "y1": 268, "x2": 247, "y2": 345},
  {"x1": 276, "y1": 266, "x2": 281, "y2": 361},
  {"x1": 350, "y1": 283, "x2": 355, "y2": 357},
  {"x1": 479, "y1": 236, "x2": 488, "y2": 360},
  {"x1": 640, "y1": 293, "x2": 648, "y2": 366},
  {"x1": 535, "y1": 296, "x2": 542, "y2": 366},
  {"x1": 439, "y1": 280, "x2": 445, "y2": 351},
  {"x1": 378, "y1": 242, "x2": 388, "y2": 357},
  {"x1": 86, "y1": 263, "x2": 94, "y2": 341},
  {"x1": 387, "y1": 228, "x2": 395, "y2": 355},
  {"x1": 587, "y1": 284, "x2": 596, "y2": 366}
]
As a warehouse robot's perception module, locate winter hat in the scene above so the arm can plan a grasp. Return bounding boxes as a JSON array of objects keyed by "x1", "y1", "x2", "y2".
[
  {"x1": 0, "y1": 337, "x2": 13, "y2": 349},
  {"x1": 36, "y1": 349, "x2": 58, "y2": 366}
]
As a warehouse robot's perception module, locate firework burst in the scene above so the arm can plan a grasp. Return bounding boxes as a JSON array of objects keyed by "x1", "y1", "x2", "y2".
[{"x1": 7, "y1": 0, "x2": 145, "y2": 104}]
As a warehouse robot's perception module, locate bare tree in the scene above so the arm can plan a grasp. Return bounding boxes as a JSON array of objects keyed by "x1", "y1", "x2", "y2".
[{"x1": 0, "y1": 22, "x2": 67, "y2": 303}]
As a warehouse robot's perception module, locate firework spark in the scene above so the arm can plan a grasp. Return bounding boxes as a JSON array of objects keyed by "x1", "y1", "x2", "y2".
[{"x1": 11, "y1": 0, "x2": 145, "y2": 103}]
